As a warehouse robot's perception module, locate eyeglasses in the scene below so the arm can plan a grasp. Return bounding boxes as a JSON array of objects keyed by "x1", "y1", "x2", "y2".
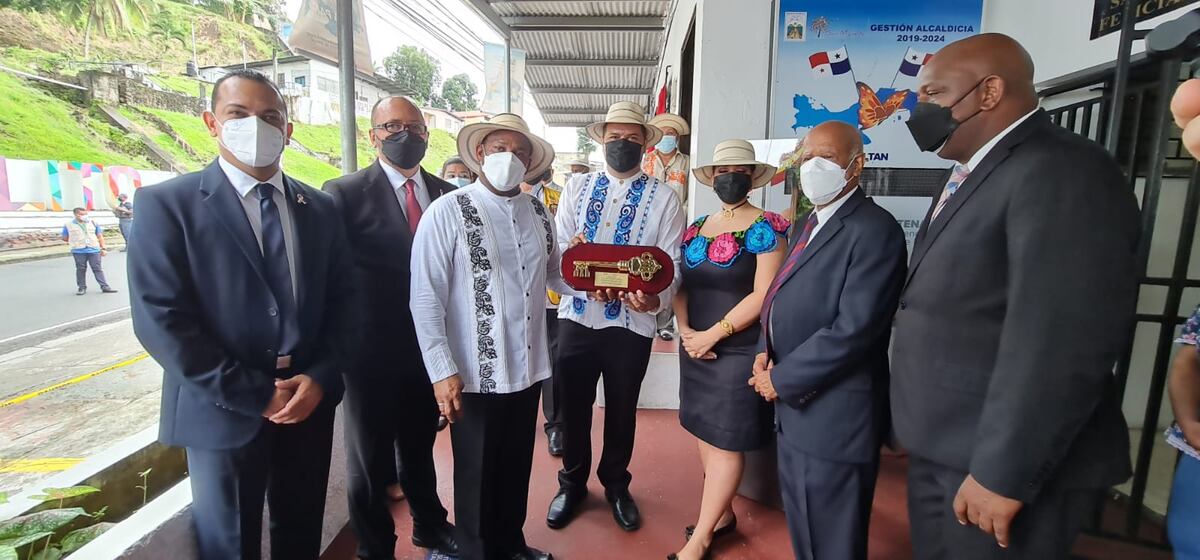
[{"x1": 372, "y1": 122, "x2": 428, "y2": 135}]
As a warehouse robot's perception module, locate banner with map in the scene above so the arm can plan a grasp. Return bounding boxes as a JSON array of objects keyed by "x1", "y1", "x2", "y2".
[{"x1": 770, "y1": 0, "x2": 983, "y2": 168}]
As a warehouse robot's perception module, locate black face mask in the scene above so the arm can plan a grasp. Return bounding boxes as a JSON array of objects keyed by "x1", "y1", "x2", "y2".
[
  {"x1": 605, "y1": 139, "x2": 644, "y2": 173},
  {"x1": 713, "y1": 172, "x2": 752, "y2": 204},
  {"x1": 905, "y1": 77, "x2": 988, "y2": 153},
  {"x1": 380, "y1": 131, "x2": 427, "y2": 169}
]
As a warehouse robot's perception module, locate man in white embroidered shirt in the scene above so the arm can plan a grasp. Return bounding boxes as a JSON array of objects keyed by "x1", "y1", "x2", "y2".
[
  {"x1": 546, "y1": 102, "x2": 685, "y2": 532},
  {"x1": 411, "y1": 113, "x2": 564, "y2": 560}
]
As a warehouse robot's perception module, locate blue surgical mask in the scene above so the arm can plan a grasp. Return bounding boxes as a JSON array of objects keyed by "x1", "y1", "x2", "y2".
[
  {"x1": 447, "y1": 177, "x2": 470, "y2": 188},
  {"x1": 656, "y1": 135, "x2": 679, "y2": 153}
]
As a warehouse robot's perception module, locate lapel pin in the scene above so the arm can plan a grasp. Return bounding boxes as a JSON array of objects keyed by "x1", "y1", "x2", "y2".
[{"x1": 296, "y1": 193, "x2": 308, "y2": 206}]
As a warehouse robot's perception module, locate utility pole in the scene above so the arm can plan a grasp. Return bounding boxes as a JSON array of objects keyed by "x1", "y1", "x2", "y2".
[{"x1": 337, "y1": 0, "x2": 358, "y2": 173}]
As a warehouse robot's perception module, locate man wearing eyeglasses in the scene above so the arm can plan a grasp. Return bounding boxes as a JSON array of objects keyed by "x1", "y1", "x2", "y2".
[{"x1": 324, "y1": 96, "x2": 460, "y2": 559}]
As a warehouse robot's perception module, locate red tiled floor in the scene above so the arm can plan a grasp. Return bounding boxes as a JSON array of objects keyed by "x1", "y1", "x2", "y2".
[{"x1": 329, "y1": 407, "x2": 913, "y2": 560}]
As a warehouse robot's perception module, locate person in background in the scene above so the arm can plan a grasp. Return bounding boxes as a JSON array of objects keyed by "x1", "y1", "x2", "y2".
[
  {"x1": 411, "y1": 113, "x2": 563, "y2": 560},
  {"x1": 524, "y1": 164, "x2": 566, "y2": 456},
  {"x1": 128, "y1": 69, "x2": 360, "y2": 560},
  {"x1": 547, "y1": 101, "x2": 684, "y2": 533},
  {"x1": 112, "y1": 193, "x2": 134, "y2": 251},
  {"x1": 670, "y1": 140, "x2": 788, "y2": 560},
  {"x1": 749, "y1": 123, "x2": 906, "y2": 560},
  {"x1": 1168, "y1": 304, "x2": 1200, "y2": 559},
  {"x1": 324, "y1": 96, "x2": 459, "y2": 559},
  {"x1": 565, "y1": 159, "x2": 592, "y2": 182},
  {"x1": 62, "y1": 207, "x2": 116, "y2": 295},
  {"x1": 441, "y1": 156, "x2": 476, "y2": 188},
  {"x1": 643, "y1": 113, "x2": 691, "y2": 341},
  {"x1": 891, "y1": 34, "x2": 1139, "y2": 559}
]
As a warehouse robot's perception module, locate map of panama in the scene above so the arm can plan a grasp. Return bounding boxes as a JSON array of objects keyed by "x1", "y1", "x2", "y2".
[{"x1": 791, "y1": 89, "x2": 917, "y2": 144}]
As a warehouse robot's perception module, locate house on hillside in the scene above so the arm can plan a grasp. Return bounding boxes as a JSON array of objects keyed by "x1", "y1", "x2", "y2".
[
  {"x1": 420, "y1": 107, "x2": 464, "y2": 134},
  {"x1": 452, "y1": 110, "x2": 492, "y2": 125},
  {"x1": 198, "y1": 51, "x2": 412, "y2": 125}
]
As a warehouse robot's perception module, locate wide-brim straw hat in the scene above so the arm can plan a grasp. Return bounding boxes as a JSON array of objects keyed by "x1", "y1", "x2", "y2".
[
  {"x1": 457, "y1": 112, "x2": 555, "y2": 182},
  {"x1": 694, "y1": 139, "x2": 778, "y2": 189},
  {"x1": 649, "y1": 113, "x2": 690, "y2": 136},
  {"x1": 565, "y1": 159, "x2": 593, "y2": 170},
  {"x1": 585, "y1": 101, "x2": 663, "y2": 147}
]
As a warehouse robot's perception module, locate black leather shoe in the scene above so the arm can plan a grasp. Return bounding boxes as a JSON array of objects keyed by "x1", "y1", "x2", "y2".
[
  {"x1": 546, "y1": 488, "x2": 584, "y2": 529},
  {"x1": 412, "y1": 522, "x2": 458, "y2": 555},
  {"x1": 606, "y1": 488, "x2": 641, "y2": 531},
  {"x1": 507, "y1": 546, "x2": 553, "y2": 560},
  {"x1": 546, "y1": 427, "x2": 564, "y2": 457}
]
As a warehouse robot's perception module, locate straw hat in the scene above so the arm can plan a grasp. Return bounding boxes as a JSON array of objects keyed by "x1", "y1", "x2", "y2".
[
  {"x1": 565, "y1": 159, "x2": 593, "y2": 170},
  {"x1": 649, "y1": 113, "x2": 690, "y2": 136},
  {"x1": 693, "y1": 139, "x2": 777, "y2": 188},
  {"x1": 585, "y1": 101, "x2": 663, "y2": 147},
  {"x1": 457, "y1": 112, "x2": 555, "y2": 182}
]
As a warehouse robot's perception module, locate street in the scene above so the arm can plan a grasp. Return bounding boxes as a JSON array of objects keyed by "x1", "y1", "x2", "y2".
[{"x1": 0, "y1": 253, "x2": 130, "y2": 345}]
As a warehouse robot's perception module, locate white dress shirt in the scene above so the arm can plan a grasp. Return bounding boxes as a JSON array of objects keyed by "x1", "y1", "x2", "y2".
[
  {"x1": 380, "y1": 161, "x2": 433, "y2": 220},
  {"x1": 411, "y1": 181, "x2": 571, "y2": 394},
  {"x1": 218, "y1": 156, "x2": 298, "y2": 300},
  {"x1": 555, "y1": 169, "x2": 685, "y2": 339},
  {"x1": 965, "y1": 107, "x2": 1040, "y2": 172}
]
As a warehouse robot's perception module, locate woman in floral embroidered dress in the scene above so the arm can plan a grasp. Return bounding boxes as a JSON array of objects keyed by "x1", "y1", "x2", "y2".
[
  {"x1": 668, "y1": 140, "x2": 788, "y2": 560},
  {"x1": 1167, "y1": 303, "x2": 1200, "y2": 558}
]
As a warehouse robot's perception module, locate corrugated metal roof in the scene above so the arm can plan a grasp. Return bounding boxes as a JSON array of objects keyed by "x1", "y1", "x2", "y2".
[
  {"x1": 491, "y1": 1, "x2": 671, "y2": 18},
  {"x1": 512, "y1": 31, "x2": 664, "y2": 60},
  {"x1": 527, "y1": 65, "x2": 657, "y2": 90}
]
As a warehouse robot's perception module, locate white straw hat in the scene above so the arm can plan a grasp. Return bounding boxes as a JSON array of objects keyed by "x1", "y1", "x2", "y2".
[
  {"x1": 457, "y1": 113, "x2": 555, "y2": 182},
  {"x1": 585, "y1": 101, "x2": 663, "y2": 147},
  {"x1": 693, "y1": 139, "x2": 778, "y2": 189},
  {"x1": 649, "y1": 113, "x2": 690, "y2": 136}
]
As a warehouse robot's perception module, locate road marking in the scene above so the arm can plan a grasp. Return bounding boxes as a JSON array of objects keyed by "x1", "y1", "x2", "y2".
[
  {"x1": 0, "y1": 307, "x2": 131, "y2": 346},
  {"x1": 0, "y1": 458, "x2": 83, "y2": 473},
  {"x1": 0, "y1": 353, "x2": 150, "y2": 409}
]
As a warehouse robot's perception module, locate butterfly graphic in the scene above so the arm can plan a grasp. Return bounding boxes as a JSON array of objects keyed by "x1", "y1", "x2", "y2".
[{"x1": 856, "y1": 82, "x2": 911, "y2": 130}]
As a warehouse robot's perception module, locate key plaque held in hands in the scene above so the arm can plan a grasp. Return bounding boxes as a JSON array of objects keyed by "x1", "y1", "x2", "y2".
[{"x1": 561, "y1": 244, "x2": 675, "y2": 295}]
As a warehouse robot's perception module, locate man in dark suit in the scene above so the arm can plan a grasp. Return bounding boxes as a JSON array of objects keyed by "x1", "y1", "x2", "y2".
[
  {"x1": 750, "y1": 121, "x2": 907, "y2": 560},
  {"x1": 893, "y1": 34, "x2": 1140, "y2": 559},
  {"x1": 324, "y1": 96, "x2": 458, "y2": 558},
  {"x1": 128, "y1": 69, "x2": 360, "y2": 560}
]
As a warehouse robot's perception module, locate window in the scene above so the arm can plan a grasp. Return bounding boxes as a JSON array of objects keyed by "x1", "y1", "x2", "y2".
[
  {"x1": 317, "y1": 76, "x2": 337, "y2": 94},
  {"x1": 294, "y1": 75, "x2": 307, "y2": 86}
]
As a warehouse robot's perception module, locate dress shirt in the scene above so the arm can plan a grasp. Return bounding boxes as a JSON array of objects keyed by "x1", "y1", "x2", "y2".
[
  {"x1": 965, "y1": 107, "x2": 1039, "y2": 172},
  {"x1": 379, "y1": 161, "x2": 432, "y2": 221},
  {"x1": 411, "y1": 181, "x2": 572, "y2": 394},
  {"x1": 218, "y1": 156, "x2": 298, "y2": 300},
  {"x1": 555, "y1": 169, "x2": 685, "y2": 339},
  {"x1": 810, "y1": 186, "x2": 859, "y2": 241}
]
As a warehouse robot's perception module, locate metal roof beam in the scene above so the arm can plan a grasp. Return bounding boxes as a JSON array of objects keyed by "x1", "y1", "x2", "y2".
[
  {"x1": 504, "y1": 16, "x2": 663, "y2": 29},
  {"x1": 527, "y1": 58, "x2": 658, "y2": 67},
  {"x1": 539, "y1": 108, "x2": 610, "y2": 115},
  {"x1": 531, "y1": 87, "x2": 652, "y2": 95},
  {"x1": 463, "y1": 0, "x2": 511, "y2": 36}
]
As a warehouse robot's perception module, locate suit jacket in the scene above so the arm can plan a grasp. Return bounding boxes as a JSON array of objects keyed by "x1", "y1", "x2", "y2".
[
  {"x1": 891, "y1": 110, "x2": 1140, "y2": 503},
  {"x1": 129, "y1": 161, "x2": 361, "y2": 450},
  {"x1": 322, "y1": 161, "x2": 456, "y2": 379},
  {"x1": 765, "y1": 189, "x2": 908, "y2": 464}
]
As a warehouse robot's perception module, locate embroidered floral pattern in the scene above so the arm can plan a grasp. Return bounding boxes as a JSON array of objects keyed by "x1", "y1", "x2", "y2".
[
  {"x1": 612, "y1": 176, "x2": 647, "y2": 246},
  {"x1": 583, "y1": 174, "x2": 610, "y2": 243},
  {"x1": 708, "y1": 233, "x2": 741, "y2": 265},
  {"x1": 457, "y1": 193, "x2": 497, "y2": 393},
  {"x1": 682, "y1": 212, "x2": 790, "y2": 269},
  {"x1": 764, "y1": 211, "x2": 790, "y2": 234},
  {"x1": 531, "y1": 198, "x2": 554, "y2": 255},
  {"x1": 745, "y1": 220, "x2": 779, "y2": 254},
  {"x1": 684, "y1": 236, "x2": 709, "y2": 269},
  {"x1": 1178, "y1": 304, "x2": 1200, "y2": 346}
]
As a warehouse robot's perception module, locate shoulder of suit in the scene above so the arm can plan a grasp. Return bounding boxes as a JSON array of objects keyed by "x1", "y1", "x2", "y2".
[
  {"x1": 322, "y1": 164, "x2": 376, "y2": 193},
  {"x1": 849, "y1": 197, "x2": 906, "y2": 238}
]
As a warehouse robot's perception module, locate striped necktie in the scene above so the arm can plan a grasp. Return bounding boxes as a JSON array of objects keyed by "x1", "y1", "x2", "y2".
[
  {"x1": 760, "y1": 212, "x2": 819, "y2": 340},
  {"x1": 931, "y1": 164, "x2": 971, "y2": 220}
]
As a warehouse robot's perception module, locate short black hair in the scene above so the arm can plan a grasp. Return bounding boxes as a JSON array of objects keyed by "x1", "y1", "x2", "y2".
[
  {"x1": 541, "y1": 167, "x2": 554, "y2": 182},
  {"x1": 211, "y1": 69, "x2": 286, "y2": 114},
  {"x1": 72, "y1": 207, "x2": 86, "y2": 214}
]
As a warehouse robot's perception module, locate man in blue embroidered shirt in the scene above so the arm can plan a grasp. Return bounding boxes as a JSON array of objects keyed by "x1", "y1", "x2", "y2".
[
  {"x1": 546, "y1": 101, "x2": 685, "y2": 532},
  {"x1": 61, "y1": 207, "x2": 116, "y2": 295}
]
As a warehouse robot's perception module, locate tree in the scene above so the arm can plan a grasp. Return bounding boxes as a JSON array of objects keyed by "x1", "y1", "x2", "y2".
[
  {"x1": 440, "y1": 73, "x2": 478, "y2": 112},
  {"x1": 812, "y1": 16, "x2": 829, "y2": 38},
  {"x1": 576, "y1": 127, "x2": 596, "y2": 159},
  {"x1": 382, "y1": 46, "x2": 441, "y2": 106},
  {"x1": 62, "y1": 0, "x2": 157, "y2": 59}
]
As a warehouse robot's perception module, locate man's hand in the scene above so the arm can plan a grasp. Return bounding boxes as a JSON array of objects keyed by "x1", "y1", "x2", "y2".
[
  {"x1": 100, "y1": 249, "x2": 108, "y2": 257},
  {"x1": 748, "y1": 354, "x2": 777, "y2": 401},
  {"x1": 569, "y1": 234, "x2": 587, "y2": 248},
  {"x1": 433, "y1": 374, "x2": 465, "y2": 424},
  {"x1": 268, "y1": 374, "x2": 324, "y2": 424},
  {"x1": 262, "y1": 386, "x2": 295, "y2": 418},
  {"x1": 589, "y1": 288, "x2": 618, "y2": 302},
  {"x1": 622, "y1": 290, "x2": 660, "y2": 313},
  {"x1": 1173, "y1": 79, "x2": 1200, "y2": 159},
  {"x1": 954, "y1": 474, "x2": 1023, "y2": 549},
  {"x1": 752, "y1": 352, "x2": 770, "y2": 377}
]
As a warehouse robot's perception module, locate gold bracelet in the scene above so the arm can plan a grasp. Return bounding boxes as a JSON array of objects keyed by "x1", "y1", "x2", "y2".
[{"x1": 719, "y1": 319, "x2": 735, "y2": 336}]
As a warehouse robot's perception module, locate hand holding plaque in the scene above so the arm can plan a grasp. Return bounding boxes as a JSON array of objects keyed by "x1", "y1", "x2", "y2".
[{"x1": 561, "y1": 243, "x2": 675, "y2": 295}]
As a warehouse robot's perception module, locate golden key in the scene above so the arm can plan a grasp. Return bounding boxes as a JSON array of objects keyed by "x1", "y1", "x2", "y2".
[{"x1": 572, "y1": 252, "x2": 663, "y2": 282}]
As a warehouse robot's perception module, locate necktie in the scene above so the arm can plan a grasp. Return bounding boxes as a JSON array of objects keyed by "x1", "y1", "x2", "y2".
[
  {"x1": 404, "y1": 179, "x2": 422, "y2": 234},
  {"x1": 257, "y1": 184, "x2": 299, "y2": 355},
  {"x1": 931, "y1": 164, "x2": 971, "y2": 220},
  {"x1": 760, "y1": 212, "x2": 819, "y2": 342}
]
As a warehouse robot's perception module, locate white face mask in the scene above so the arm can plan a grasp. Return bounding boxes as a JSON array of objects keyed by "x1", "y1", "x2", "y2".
[
  {"x1": 799, "y1": 156, "x2": 853, "y2": 206},
  {"x1": 217, "y1": 115, "x2": 286, "y2": 168},
  {"x1": 447, "y1": 177, "x2": 470, "y2": 188},
  {"x1": 481, "y1": 151, "x2": 527, "y2": 191}
]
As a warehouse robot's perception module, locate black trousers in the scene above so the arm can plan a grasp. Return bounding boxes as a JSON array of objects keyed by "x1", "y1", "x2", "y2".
[
  {"x1": 452, "y1": 383, "x2": 542, "y2": 560},
  {"x1": 186, "y1": 406, "x2": 334, "y2": 560},
  {"x1": 556, "y1": 321, "x2": 653, "y2": 493},
  {"x1": 777, "y1": 441, "x2": 878, "y2": 560},
  {"x1": 907, "y1": 455, "x2": 1101, "y2": 560},
  {"x1": 542, "y1": 309, "x2": 563, "y2": 432},
  {"x1": 343, "y1": 367, "x2": 448, "y2": 559}
]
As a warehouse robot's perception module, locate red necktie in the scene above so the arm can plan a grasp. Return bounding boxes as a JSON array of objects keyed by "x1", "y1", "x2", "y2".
[
  {"x1": 404, "y1": 179, "x2": 422, "y2": 234},
  {"x1": 760, "y1": 212, "x2": 819, "y2": 343}
]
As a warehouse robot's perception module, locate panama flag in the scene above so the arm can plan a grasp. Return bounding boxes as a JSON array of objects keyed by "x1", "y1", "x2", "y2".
[
  {"x1": 809, "y1": 47, "x2": 852, "y2": 79},
  {"x1": 899, "y1": 47, "x2": 933, "y2": 77}
]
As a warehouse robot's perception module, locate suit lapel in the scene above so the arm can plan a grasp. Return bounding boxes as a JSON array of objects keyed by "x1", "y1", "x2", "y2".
[
  {"x1": 199, "y1": 161, "x2": 269, "y2": 286},
  {"x1": 283, "y1": 176, "x2": 313, "y2": 310},
  {"x1": 421, "y1": 168, "x2": 455, "y2": 201},
  {"x1": 369, "y1": 161, "x2": 413, "y2": 238},
  {"x1": 905, "y1": 111, "x2": 1049, "y2": 285},
  {"x1": 777, "y1": 190, "x2": 863, "y2": 287}
]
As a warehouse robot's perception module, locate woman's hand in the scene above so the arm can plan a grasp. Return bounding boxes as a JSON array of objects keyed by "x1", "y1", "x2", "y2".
[{"x1": 682, "y1": 326, "x2": 722, "y2": 360}]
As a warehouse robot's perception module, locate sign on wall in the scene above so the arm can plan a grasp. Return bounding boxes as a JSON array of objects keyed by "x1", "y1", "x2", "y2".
[
  {"x1": 290, "y1": 0, "x2": 374, "y2": 76},
  {"x1": 770, "y1": 0, "x2": 983, "y2": 169},
  {"x1": 482, "y1": 42, "x2": 526, "y2": 115},
  {"x1": 1091, "y1": 0, "x2": 1200, "y2": 39},
  {"x1": 0, "y1": 158, "x2": 175, "y2": 212}
]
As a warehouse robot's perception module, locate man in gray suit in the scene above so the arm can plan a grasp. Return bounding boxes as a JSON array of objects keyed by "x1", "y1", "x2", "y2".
[{"x1": 892, "y1": 34, "x2": 1140, "y2": 559}]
